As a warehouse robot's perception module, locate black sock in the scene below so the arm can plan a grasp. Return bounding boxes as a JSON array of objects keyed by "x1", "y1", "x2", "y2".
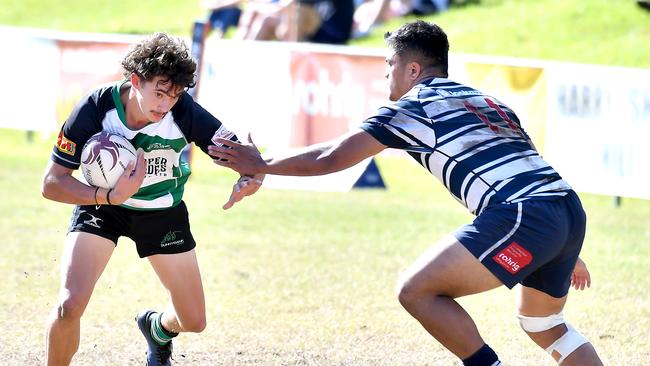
[{"x1": 462, "y1": 344, "x2": 501, "y2": 366}]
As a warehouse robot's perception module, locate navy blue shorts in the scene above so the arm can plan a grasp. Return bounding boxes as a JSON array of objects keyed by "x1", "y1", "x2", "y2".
[
  {"x1": 68, "y1": 201, "x2": 196, "y2": 258},
  {"x1": 454, "y1": 191, "x2": 586, "y2": 298}
]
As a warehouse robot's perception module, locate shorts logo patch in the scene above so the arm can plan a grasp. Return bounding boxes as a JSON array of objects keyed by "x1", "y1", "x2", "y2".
[
  {"x1": 56, "y1": 131, "x2": 77, "y2": 156},
  {"x1": 160, "y1": 230, "x2": 184, "y2": 247},
  {"x1": 493, "y1": 242, "x2": 533, "y2": 274},
  {"x1": 83, "y1": 213, "x2": 103, "y2": 229}
]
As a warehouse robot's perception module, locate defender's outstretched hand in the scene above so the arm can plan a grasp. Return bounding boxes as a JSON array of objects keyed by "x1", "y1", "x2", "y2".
[
  {"x1": 111, "y1": 150, "x2": 146, "y2": 204},
  {"x1": 223, "y1": 174, "x2": 264, "y2": 210},
  {"x1": 208, "y1": 133, "x2": 266, "y2": 176},
  {"x1": 571, "y1": 257, "x2": 591, "y2": 291}
]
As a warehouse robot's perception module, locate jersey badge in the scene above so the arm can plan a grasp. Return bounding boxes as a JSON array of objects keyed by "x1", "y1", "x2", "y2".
[
  {"x1": 56, "y1": 131, "x2": 77, "y2": 156},
  {"x1": 211, "y1": 125, "x2": 235, "y2": 147}
]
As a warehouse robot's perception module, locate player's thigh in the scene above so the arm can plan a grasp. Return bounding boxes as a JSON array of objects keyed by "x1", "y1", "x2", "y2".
[
  {"x1": 148, "y1": 249, "x2": 205, "y2": 315},
  {"x1": 517, "y1": 285, "x2": 567, "y2": 317},
  {"x1": 58, "y1": 232, "x2": 115, "y2": 304},
  {"x1": 399, "y1": 235, "x2": 503, "y2": 298}
]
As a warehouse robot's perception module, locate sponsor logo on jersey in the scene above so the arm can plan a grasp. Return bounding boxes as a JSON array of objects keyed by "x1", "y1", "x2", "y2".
[
  {"x1": 56, "y1": 131, "x2": 77, "y2": 156},
  {"x1": 146, "y1": 157, "x2": 168, "y2": 176},
  {"x1": 160, "y1": 230, "x2": 184, "y2": 247},
  {"x1": 492, "y1": 241, "x2": 533, "y2": 274},
  {"x1": 437, "y1": 89, "x2": 483, "y2": 97},
  {"x1": 148, "y1": 142, "x2": 172, "y2": 150}
]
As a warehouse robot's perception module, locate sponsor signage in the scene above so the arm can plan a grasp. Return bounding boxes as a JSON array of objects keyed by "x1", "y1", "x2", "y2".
[{"x1": 545, "y1": 63, "x2": 650, "y2": 199}]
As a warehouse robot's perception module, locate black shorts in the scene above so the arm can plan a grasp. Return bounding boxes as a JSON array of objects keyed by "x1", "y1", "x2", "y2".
[{"x1": 68, "y1": 201, "x2": 196, "y2": 258}]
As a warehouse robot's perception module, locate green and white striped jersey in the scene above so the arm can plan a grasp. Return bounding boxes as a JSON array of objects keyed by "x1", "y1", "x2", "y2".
[{"x1": 52, "y1": 80, "x2": 237, "y2": 210}]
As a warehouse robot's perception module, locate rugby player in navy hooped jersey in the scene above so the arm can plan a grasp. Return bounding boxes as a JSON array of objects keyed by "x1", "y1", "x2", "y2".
[
  {"x1": 42, "y1": 33, "x2": 263, "y2": 366},
  {"x1": 208, "y1": 21, "x2": 603, "y2": 366}
]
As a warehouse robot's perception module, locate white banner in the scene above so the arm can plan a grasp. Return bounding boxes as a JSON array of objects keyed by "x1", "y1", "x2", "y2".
[
  {"x1": 2, "y1": 28, "x2": 648, "y2": 198},
  {"x1": 545, "y1": 63, "x2": 650, "y2": 199},
  {"x1": 0, "y1": 29, "x2": 59, "y2": 133},
  {"x1": 197, "y1": 40, "x2": 294, "y2": 150}
]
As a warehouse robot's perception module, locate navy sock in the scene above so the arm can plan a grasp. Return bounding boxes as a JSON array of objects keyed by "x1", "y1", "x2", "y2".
[{"x1": 462, "y1": 344, "x2": 501, "y2": 366}]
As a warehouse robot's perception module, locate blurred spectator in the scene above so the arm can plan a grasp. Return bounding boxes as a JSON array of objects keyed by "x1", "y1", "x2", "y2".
[
  {"x1": 300, "y1": 0, "x2": 355, "y2": 44},
  {"x1": 236, "y1": 0, "x2": 355, "y2": 45},
  {"x1": 202, "y1": 0, "x2": 245, "y2": 38},
  {"x1": 409, "y1": 0, "x2": 448, "y2": 15},
  {"x1": 353, "y1": 0, "x2": 477, "y2": 39},
  {"x1": 352, "y1": 0, "x2": 411, "y2": 38},
  {"x1": 235, "y1": 0, "x2": 291, "y2": 40}
]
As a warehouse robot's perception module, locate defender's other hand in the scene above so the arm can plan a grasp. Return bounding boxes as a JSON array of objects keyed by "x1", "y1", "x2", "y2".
[{"x1": 223, "y1": 174, "x2": 264, "y2": 210}]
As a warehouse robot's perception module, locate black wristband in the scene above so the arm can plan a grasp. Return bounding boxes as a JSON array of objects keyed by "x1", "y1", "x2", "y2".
[
  {"x1": 94, "y1": 187, "x2": 99, "y2": 205},
  {"x1": 106, "y1": 189, "x2": 113, "y2": 205}
]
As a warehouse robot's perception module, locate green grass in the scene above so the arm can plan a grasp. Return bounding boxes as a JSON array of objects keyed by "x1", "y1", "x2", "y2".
[
  {"x1": 353, "y1": 0, "x2": 650, "y2": 68},
  {"x1": 1, "y1": 128, "x2": 649, "y2": 365},
  {"x1": 0, "y1": 0, "x2": 204, "y2": 35},
  {"x1": 2, "y1": 0, "x2": 650, "y2": 67}
]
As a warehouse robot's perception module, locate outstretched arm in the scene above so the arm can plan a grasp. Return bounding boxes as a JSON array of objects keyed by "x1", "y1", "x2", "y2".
[{"x1": 207, "y1": 129, "x2": 387, "y2": 177}]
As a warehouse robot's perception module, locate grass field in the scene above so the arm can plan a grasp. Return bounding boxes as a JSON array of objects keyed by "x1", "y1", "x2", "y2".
[
  {"x1": 1, "y1": 1, "x2": 649, "y2": 364},
  {"x1": 1, "y1": 128, "x2": 649, "y2": 365},
  {"x1": 2, "y1": 0, "x2": 650, "y2": 67}
]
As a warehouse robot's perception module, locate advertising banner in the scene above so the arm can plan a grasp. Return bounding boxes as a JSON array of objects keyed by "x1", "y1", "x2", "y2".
[
  {"x1": 289, "y1": 50, "x2": 387, "y2": 146},
  {"x1": 197, "y1": 40, "x2": 294, "y2": 150},
  {"x1": 0, "y1": 27, "x2": 140, "y2": 133},
  {"x1": 199, "y1": 41, "x2": 388, "y2": 191},
  {"x1": 56, "y1": 40, "x2": 133, "y2": 124},
  {"x1": 545, "y1": 63, "x2": 650, "y2": 199},
  {"x1": 0, "y1": 29, "x2": 59, "y2": 132},
  {"x1": 2, "y1": 28, "x2": 647, "y2": 198}
]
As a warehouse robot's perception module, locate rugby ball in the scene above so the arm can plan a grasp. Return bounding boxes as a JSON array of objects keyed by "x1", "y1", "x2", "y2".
[{"x1": 80, "y1": 131, "x2": 137, "y2": 188}]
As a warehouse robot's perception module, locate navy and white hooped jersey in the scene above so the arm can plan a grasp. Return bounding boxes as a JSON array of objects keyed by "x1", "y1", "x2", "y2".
[
  {"x1": 52, "y1": 80, "x2": 237, "y2": 211},
  {"x1": 360, "y1": 77, "x2": 572, "y2": 215}
]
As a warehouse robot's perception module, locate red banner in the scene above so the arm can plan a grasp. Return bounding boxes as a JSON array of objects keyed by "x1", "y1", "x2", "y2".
[
  {"x1": 289, "y1": 50, "x2": 387, "y2": 146},
  {"x1": 56, "y1": 40, "x2": 133, "y2": 123}
]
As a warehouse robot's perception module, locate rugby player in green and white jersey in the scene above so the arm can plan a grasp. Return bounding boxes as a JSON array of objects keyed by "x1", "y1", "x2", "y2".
[{"x1": 42, "y1": 33, "x2": 263, "y2": 366}]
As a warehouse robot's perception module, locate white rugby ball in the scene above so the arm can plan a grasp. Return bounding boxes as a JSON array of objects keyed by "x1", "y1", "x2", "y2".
[{"x1": 80, "y1": 131, "x2": 137, "y2": 189}]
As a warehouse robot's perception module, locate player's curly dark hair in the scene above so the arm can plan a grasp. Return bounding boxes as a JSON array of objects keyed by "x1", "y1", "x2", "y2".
[
  {"x1": 121, "y1": 32, "x2": 196, "y2": 90},
  {"x1": 384, "y1": 20, "x2": 449, "y2": 76}
]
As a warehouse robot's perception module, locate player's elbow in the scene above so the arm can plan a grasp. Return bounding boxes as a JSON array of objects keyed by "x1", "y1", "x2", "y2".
[{"x1": 41, "y1": 173, "x2": 59, "y2": 200}]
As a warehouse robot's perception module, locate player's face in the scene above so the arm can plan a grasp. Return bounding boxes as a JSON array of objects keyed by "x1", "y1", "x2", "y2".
[
  {"x1": 133, "y1": 75, "x2": 184, "y2": 122},
  {"x1": 385, "y1": 50, "x2": 412, "y2": 101}
]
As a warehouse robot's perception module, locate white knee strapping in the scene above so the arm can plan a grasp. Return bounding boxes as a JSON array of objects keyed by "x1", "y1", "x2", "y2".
[
  {"x1": 545, "y1": 324, "x2": 589, "y2": 364},
  {"x1": 517, "y1": 312, "x2": 565, "y2": 332}
]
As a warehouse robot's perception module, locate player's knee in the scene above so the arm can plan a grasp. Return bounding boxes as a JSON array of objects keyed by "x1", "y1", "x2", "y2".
[
  {"x1": 56, "y1": 295, "x2": 86, "y2": 321},
  {"x1": 396, "y1": 276, "x2": 426, "y2": 310},
  {"x1": 518, "y1": 313, "x2": 590, "y2": 364}
]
